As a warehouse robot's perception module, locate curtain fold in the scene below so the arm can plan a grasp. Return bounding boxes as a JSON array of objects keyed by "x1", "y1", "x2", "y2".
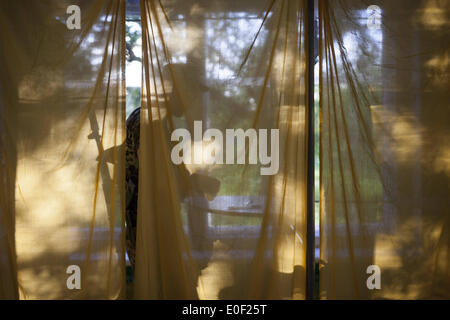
[
  {"x1": 135, "y1": 0, "x2": 309, "y2": 299},
  {"x1": 319, "y1": 0, "x2": 450, "y2": 299},
  {"x1": 0, "y1": 0, "x2": 126, "y2": 299}
]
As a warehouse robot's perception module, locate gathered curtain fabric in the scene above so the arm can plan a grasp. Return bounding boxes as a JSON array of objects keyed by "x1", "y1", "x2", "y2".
[
  {"x1": 1, "y1": 0, "x2": 448, "y2": 301},
  {"x1": 319, "y1": 0, "x2": 450, "y2": 299},
  {"x1": 134, "y1": 0, "x2": 310, "y2": 299},
  {"x1": 0, "y1": 0, "x2": 126, "y2": 299}
]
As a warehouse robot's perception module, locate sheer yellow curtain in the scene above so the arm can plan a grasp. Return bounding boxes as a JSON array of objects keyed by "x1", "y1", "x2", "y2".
[
  {"x1": 0, "y1": 118, "x2": 18, "y2": 299},
  {"x1": 0, "y1": 0, "x2": 126, "y2": 299},
  {"x1": 135, "y1": 0, "x2": 309, "y2": 299},
  {"x1": 319, "y1": 0, "x2": 450, "y2": 299}
]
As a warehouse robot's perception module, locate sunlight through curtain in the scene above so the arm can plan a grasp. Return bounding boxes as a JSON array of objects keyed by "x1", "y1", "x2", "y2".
[
  {"x1": 135, "y1": 0, "x2": 309, "y2": 299},
  {"x1": 319, "y1": 0, "x2": 450, "y2": 299},
  {"x1": 0, "y1": 0, "x2": 126, "y2": 299}
]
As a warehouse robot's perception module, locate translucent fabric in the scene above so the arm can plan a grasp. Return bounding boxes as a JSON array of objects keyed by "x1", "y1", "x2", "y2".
[
  {"x1": 0, "y1": 0, "x2": 126, "y2": 299},
  {"x1": 134, "y1": 0, "x2": 309, "y2": 299},
  {"x1": 319, "y1": 0, "x2": 450, "y2": 299}
]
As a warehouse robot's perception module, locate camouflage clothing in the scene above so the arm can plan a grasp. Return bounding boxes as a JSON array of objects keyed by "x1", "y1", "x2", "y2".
[{"x1": 125, "y1": 107, "x2": 140, "y2": 270}]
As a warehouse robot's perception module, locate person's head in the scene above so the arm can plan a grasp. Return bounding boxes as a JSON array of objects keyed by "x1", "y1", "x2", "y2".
[{"x1": 162, "y1": 63, "x2": 208, "y2": 120}]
